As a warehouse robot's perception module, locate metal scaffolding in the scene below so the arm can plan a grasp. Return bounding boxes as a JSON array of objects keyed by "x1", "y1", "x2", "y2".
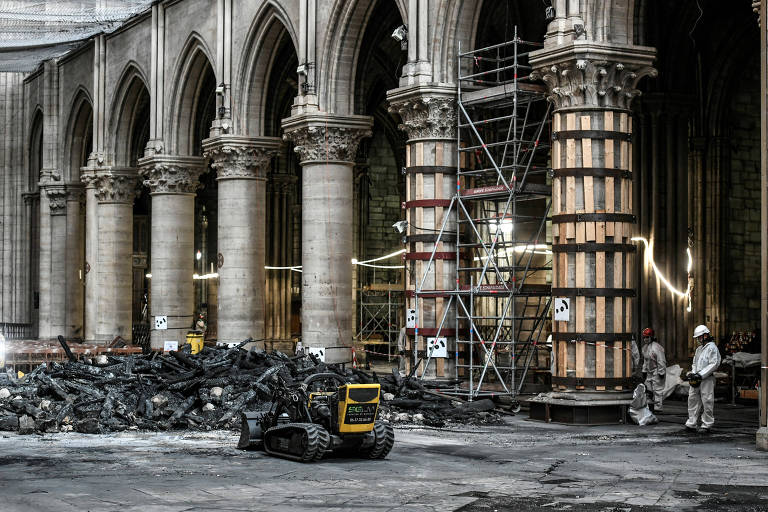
[
  {"x1": 414, "y1": 29, "x2": 553, "y2": 401},
  {"x1": 357, "y1": 284, "x2": 403, "y2": 361}
]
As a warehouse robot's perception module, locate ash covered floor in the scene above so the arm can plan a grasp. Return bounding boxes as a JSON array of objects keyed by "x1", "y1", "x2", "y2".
[{"x1": 0, "y1": 401, "x2": 765, "y2": 512}]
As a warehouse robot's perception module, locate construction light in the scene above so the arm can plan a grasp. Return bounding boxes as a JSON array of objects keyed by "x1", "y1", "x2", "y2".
[
  {"x1": 0, "y1": 333, "x2": 5, "y2": 369},
  {"x1": 632, "y1": 236, "x2": 693, "y2": 312},
  {"x1": 265, "y1": 266, "x2": 303, "y2": 273},
  {"x1": 391, "y1": 25, "x2": 408, "y2": 50},
  {"x1": 488, "y1": 219, "x2": 514, "y2": 234}
]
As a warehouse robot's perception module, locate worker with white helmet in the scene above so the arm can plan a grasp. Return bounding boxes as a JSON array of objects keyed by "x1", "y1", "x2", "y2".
[
  {"x1": 684, "y1": 324, "x2": 721, "y2": 433},
  {"x1": 640, "y1": 327, "x2": 666, "y2": 412}
]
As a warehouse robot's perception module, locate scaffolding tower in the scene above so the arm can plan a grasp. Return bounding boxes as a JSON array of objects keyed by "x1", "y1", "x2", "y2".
[{"x1": 413, "y1": 29, "x2": 553, "y2": 401}]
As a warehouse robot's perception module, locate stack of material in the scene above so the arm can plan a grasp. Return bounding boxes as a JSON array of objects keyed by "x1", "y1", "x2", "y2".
[
  {"x1": 0, "y1": 340, "x2": 504, "y2": 435},
  {"x1": 374, "y1": 371, "x2": 505, "y2": 427}
]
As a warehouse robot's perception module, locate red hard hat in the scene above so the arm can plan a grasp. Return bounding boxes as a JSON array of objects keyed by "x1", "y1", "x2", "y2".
[{"x1": 642, "y1": 327, "x2": 654, "y2": 337}]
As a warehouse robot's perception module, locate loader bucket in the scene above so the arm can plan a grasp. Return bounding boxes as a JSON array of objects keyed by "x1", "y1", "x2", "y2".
[{"x1": 237, "y1": 411, "x2": 264, "y2": 450}]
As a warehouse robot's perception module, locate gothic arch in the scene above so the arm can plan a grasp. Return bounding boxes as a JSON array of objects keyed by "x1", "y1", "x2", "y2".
[
  {"x1": 319, "y1": 0, "x2": 404, "y2": 114},
  {"x1": 167, "y1": 32, "x2": 216, "y2": 155},
  {"x1": 237, "y1": 1, "x2": 299, "y2": 135},
  {"x1": 109, "y1": 63, "x2": 150, "y2": 167},
  {"x1": 63, "y1": 88, "x2": 93, "y2": 181},
  {"x1": 28, "y1": 107, "x2": 44, "y2": 191},
  {"x1": 431, "y1": 0, "x2": 481, "y2": 84}
]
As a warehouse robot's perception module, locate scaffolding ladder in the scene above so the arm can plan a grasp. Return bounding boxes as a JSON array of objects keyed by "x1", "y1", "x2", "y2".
[{"x1": 413, "y1": 29, "x2": 553, "y2": 401}]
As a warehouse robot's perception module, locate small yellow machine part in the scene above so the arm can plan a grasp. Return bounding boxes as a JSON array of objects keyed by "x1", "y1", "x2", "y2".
[
  {"x1": 17, "y1": 371, "x2": 24, "y2": 379},
  {"x1": 185, "y1": 332, "x2": 204, "y2": 354},
  {"x1": 337, "y1": 384, "x2": 380, "y2": 434}
]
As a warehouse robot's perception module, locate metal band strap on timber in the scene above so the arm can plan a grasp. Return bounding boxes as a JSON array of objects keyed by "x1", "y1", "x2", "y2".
[
  {"x1": 407, "y1": 234, "x2": 457, "y2": 244},
  {"x1": 405, "y1": 328, "x2": 456, "y2": 336},
  {"x1": 405, "y1": 252, "x2": 457, "y2": 261},
  {"x1": 551, "y1": 213, "x2": 636, "y2": 223},
  {"x1": 552, "y1": 376, "x2": 634, "y2": 387},
  {"x1": 405, "y1": 199, "x2": 452, "y2": 208},
  {"x1": 551, "y1": 287, "x2": 636, "y2": 297},
  {"x1": 552, "y1": 130, "x2": 632, "y2": 142},
  {"x1": 404, "y1": 165, "x2": 468, "y2": 175},
  {"x1": 552, "y1": 167, "x2": 632, "y2": 179},
  {"x1": 405, "y1": 290, "x2": 453, "y2": 298},
  {"x1": 552, "y1": 243, "x2": 637, "y2": 253},
  {"x1": 551, "y1": 332, "x2": 634, "y2": 342}
]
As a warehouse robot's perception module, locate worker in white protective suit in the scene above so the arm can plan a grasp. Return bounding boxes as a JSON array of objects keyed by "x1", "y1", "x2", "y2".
[
  {"x1": 640, "y1": 327, "x2": 666, "y2": 412},
  {"x1": 684, "y1": 324, "x2": 722, "y2": 433}
]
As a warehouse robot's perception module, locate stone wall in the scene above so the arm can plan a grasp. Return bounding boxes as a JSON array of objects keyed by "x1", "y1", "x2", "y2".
[
  {"x1": 725, "y1": 60, "x2": 761, "y2": 332},
  {"x1": 359, "y1": 129, "x2": 403, "y2": 285}
]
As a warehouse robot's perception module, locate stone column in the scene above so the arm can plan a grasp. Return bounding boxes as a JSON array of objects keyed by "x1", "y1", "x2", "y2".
[
  {"x1": 139, "y1": 156, "x2": 205, "y2": 348},
  {"x1": 92, "y1": 170, "x2": 138, "y2": 342},
  {"x1": 530, "y1": 43, "x2": 656, "y2": 413},
  {"x1": 64, "y1": 184, "x2": 85, "y2": 338},
  {"x1": 81, "y1": 167, "x2": 100, "y2": 342},
  {"x1": 202, "y1": 136, "x2": 281, "y2": 346},
  {"x1": 20, "y1": 192, "x2": 37, "y2": 328},
  {"x1": 38, "y1": 184, "x2": 69, "y2": 339},
  {"x1": 282, "y1": 113, "x2": 372, "y2": 364},
  {"x1": 387, "y1": 85, "x2": 458, "y2": 379}
]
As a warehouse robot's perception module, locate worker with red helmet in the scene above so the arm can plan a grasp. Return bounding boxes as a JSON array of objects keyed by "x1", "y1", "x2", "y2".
[{"x1": 641, "y1": 327, "x2": 666, "y2": 413}]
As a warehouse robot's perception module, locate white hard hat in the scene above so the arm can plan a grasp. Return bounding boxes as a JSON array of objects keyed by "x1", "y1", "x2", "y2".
[{"x1": 693, "y1": 324, "x2": 710, "y2": 338}]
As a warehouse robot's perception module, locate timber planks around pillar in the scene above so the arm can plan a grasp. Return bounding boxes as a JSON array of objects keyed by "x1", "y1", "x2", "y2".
[
  {"x1": 551, "y1": 110, "x2": 636, "y2": 392},
  {"x1": 404, "y1": 140, "x2": 456, "y2": 379}
]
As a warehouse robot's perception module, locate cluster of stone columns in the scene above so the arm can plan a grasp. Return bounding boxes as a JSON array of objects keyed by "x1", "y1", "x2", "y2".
[{"x1": 37, "y1": 182, "x2": 84, "y2": 340}]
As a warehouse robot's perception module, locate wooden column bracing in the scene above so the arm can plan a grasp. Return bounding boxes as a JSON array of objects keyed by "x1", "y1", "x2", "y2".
[
  {"x1": 550, "y1": 110, "x2": 635, "y2": 391},
  {"x1": 529, "y1": 41, "x2": 657, "y2": 419},
  {"x1": 388, "y1": 87, "x2": 459, "y2": 381}
]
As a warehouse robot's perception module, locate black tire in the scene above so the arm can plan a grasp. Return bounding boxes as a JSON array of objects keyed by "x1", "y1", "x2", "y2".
[
  {"x1": 313, "y1": 426, "x2": 331, "y2": 461},
  {"x1": 360, "y1": 422, "x2": 394, "y2": 459},
  {"x1": 299, "y1": 424, "x2": 323, "y2": 462}
]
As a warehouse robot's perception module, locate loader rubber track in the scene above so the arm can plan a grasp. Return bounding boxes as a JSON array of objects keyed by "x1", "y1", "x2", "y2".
[{"x1": 263, "y1": 423, "x2": 330, "y2": 462}]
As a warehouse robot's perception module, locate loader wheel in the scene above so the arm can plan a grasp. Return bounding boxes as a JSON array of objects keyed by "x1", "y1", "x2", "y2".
[
  {"x1": 360, "y1": 422, "x2": 394, "y2": 459},
  {"x1": 313, "y1": 426, "x2": 331, "y2": 461}
]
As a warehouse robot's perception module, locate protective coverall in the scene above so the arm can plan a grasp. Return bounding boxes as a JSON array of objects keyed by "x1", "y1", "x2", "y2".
[
  {"x1": 641, "y1": 340, "x2": 666, "y2": 411},
  {"x1": 685, "y1": 340, "x2": 722, "y2": 430}
]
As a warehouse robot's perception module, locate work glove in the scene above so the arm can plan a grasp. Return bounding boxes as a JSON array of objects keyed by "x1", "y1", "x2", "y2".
[{"x1": 689, "y1": 373, "x2": 702, "y2": 388}]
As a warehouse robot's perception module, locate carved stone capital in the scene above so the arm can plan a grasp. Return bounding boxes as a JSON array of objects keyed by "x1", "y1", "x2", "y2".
[
  {"x1": 92, "y1": 170, "x2": 139, "y2": 203},
  {"x1": 530, "y1": 42, "x2": 657, "y2": 110},
  {"x1": 46, "y1": 188, "x2": 67, "y2": 215},
  {"x1": 43, "y1": 184, "x2": 81, "y2": 215},
  {"x1": 202, "y1": 135, "x2": 281, "y2": 180},
  {"x1": 137, "y1": 156, "x2": 206, "y2": 194},
  {"x1": 387, "y1": 85, "x2": 457, "y2": 141},
  {"x1": 282, "y1": 113, "x2": 373, "y2": 164},
  {"x1": 21, "y1": 192, "x2": 39, "y2": 206}
]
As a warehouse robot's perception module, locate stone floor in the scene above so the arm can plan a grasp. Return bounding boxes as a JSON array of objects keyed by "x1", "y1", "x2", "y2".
[{"x1": 0, "y1": 400, "x2": 766, "y2": 511}]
